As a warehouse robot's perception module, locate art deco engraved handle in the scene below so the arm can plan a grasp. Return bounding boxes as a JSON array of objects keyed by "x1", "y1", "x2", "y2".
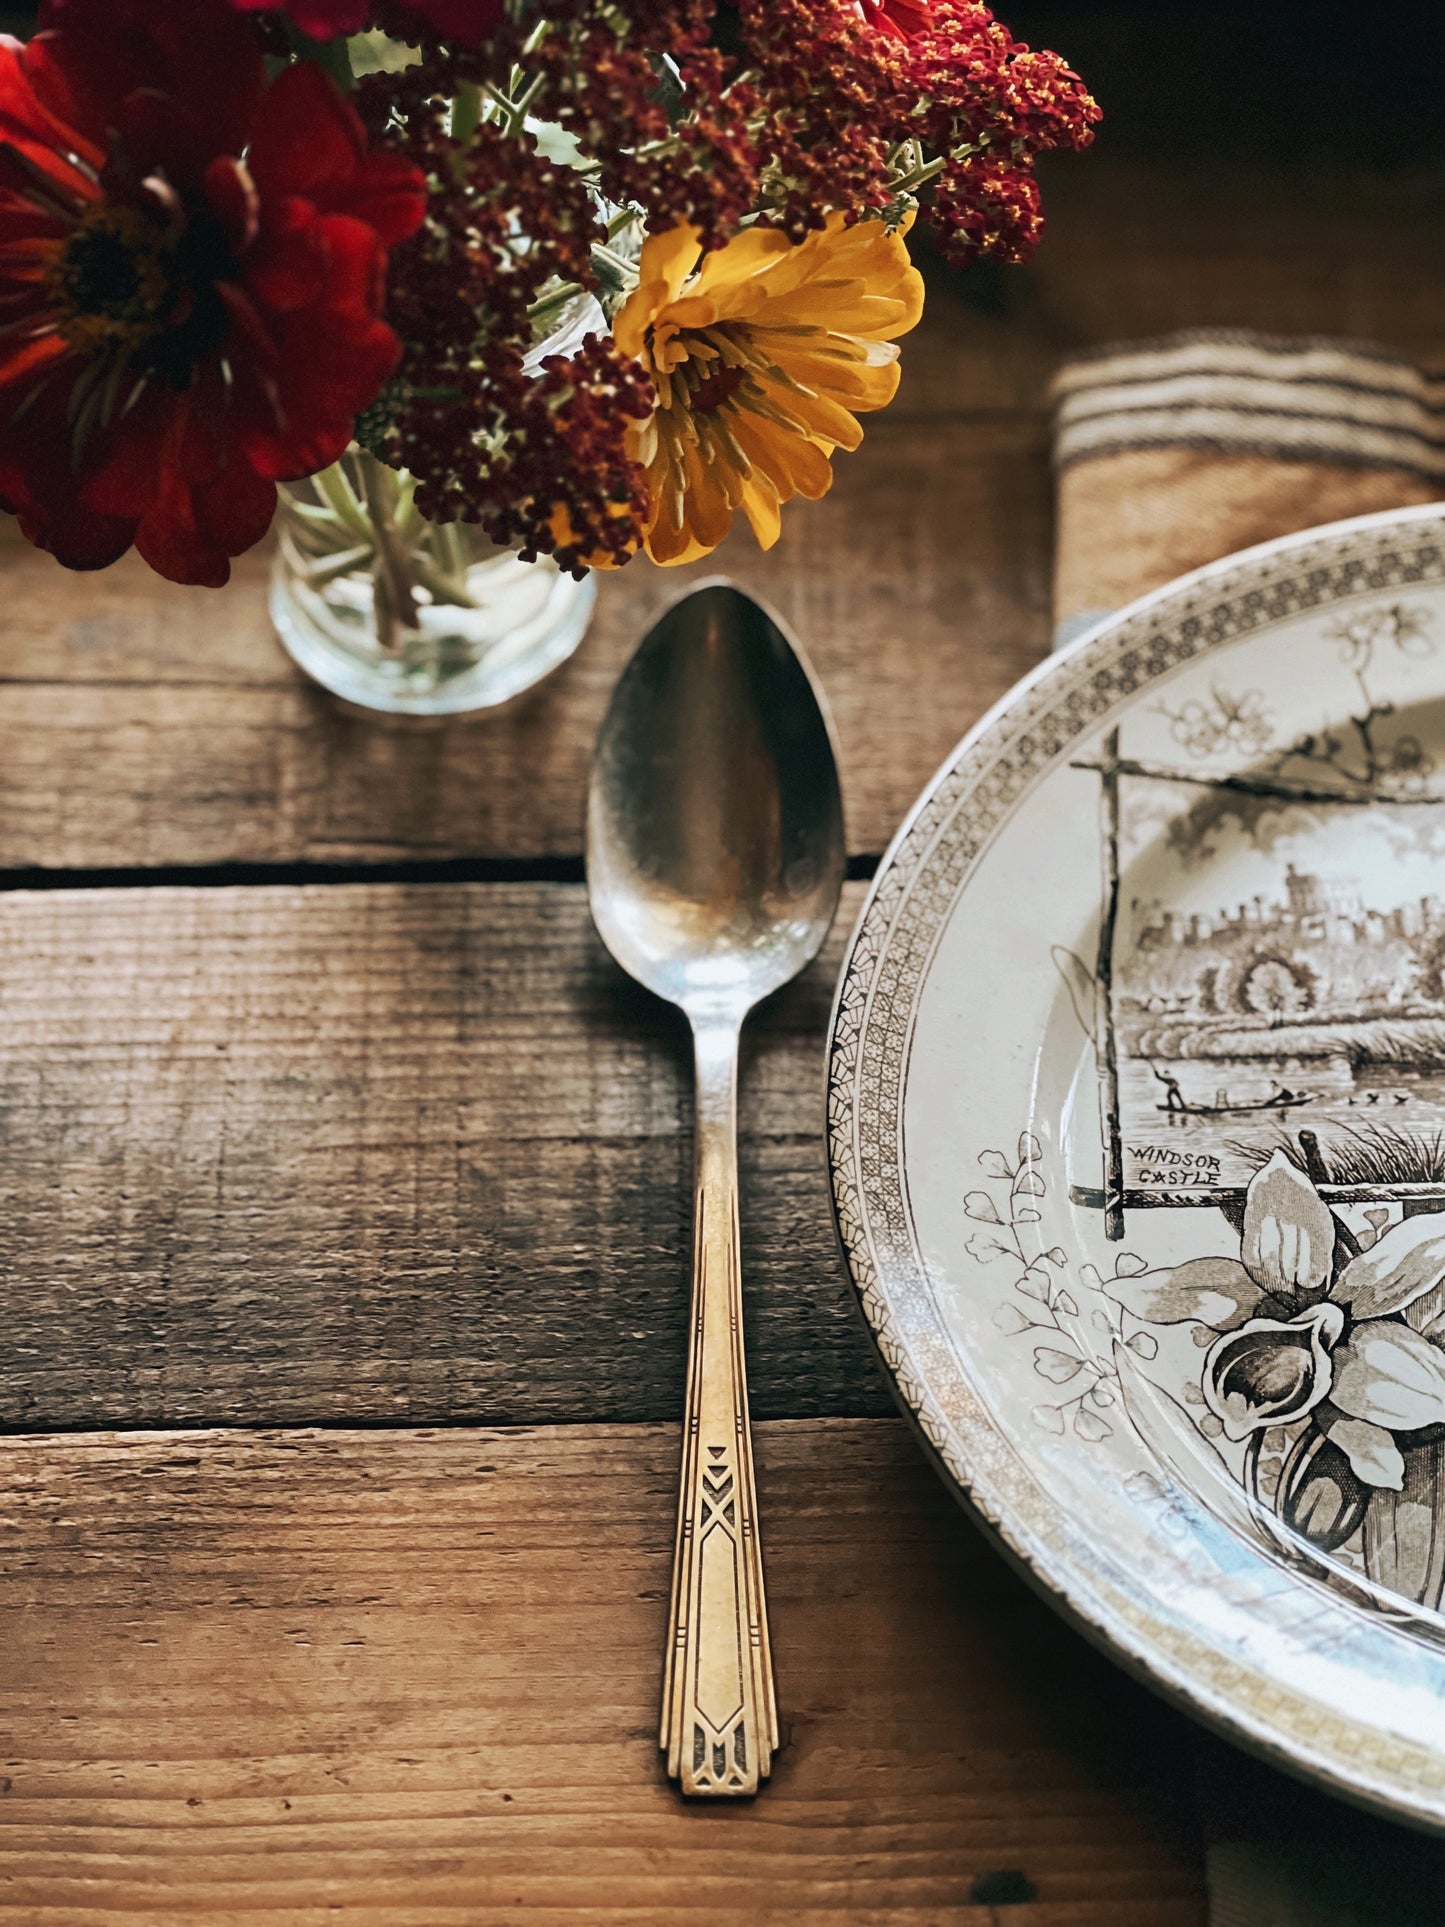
[{"x1": 661, "y1": 1021, "x2": 778, "y2": 1796}]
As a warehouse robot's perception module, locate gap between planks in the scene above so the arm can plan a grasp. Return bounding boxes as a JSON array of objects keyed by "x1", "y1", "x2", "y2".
[{"x1": 0, "y1": 852, "x2": 882, "y2": 894}]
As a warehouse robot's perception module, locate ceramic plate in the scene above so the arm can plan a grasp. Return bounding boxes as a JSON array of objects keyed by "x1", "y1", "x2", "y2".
[{"x1": 828, "y1": 504, "x2": 1445, "y2": 1824}]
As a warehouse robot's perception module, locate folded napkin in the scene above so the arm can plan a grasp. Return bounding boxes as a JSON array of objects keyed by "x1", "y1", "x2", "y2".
[
  {"x1": 1048, "y1": 327, "x2": 1445, "y2": 1927},
  {"x1": 1051, "y1": 329, "x2": 1444, "y2": 648}
]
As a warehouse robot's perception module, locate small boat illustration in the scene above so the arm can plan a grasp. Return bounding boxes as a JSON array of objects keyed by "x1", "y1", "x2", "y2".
[
  {"x1": 1153, "y1": 1090, "x2": 1316, "y2": 1117},
  {"x1": 1148, "y1": 1064, "x2": 1314, "y2": 1116}
]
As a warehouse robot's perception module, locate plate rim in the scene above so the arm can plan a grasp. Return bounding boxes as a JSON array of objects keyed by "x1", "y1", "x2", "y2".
[{"x1": 824, "y1": 499, "x2": 1445, "y2": 1829}]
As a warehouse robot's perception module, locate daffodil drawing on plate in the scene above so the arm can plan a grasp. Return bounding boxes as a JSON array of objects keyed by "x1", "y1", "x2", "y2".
[
  {"x1": 1112, "y1": 1149, "x2": 1445, "y2": 1606},
  {"x1": 970, "y1": 1133, "x2": 1445, "y2": 1614},
  {"x1": 832, "y1": 510, "x2": 1445, "y2": 1817}
]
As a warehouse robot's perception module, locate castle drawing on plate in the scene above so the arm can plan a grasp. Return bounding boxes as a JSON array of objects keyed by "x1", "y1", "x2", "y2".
[
  {"x1": 1057, "y1": 601, "x2": 1445, "y2": 1232},
  {"x1": 984, "y1": 602, "x2": 1445, "y2": 1618}
]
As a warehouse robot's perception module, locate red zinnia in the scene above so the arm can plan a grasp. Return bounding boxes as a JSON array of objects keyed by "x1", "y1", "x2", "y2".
[
  {"x1": 855, "y1": 0, "x2": 932, "y2": 36},
  {"x1": 226, "y1": 0, "x2": 505, "y2": 43},
  {"x1": 227, "y1": 0, "x2": 372, "y2": 33},
  {"x1": 0, "y1": 0, "x2": 426, "y2": 584}
]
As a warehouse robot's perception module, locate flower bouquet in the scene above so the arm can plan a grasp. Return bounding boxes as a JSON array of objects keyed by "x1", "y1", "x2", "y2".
[{"x1": 0, "y1": 0, "x2": 1097, "y2": 709}]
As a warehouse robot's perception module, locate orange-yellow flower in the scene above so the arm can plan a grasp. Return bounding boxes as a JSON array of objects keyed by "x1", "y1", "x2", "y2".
[{"x1": 613, "y1": 211, "x2": 924, "y2": 566}]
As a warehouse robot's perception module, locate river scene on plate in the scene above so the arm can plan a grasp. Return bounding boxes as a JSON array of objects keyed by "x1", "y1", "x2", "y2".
[
  {"x1": 1106, "y1": 600, "x2": 1445, "y2": 1198},
  {"x1": 1116, "y1": 855, "x2": 1445, "y2": 1189}
]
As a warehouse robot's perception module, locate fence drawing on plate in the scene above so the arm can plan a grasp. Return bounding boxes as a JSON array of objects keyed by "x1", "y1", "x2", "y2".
[{"x1": 987, "y1": 603, "x2": 1445, "y2": 1617}]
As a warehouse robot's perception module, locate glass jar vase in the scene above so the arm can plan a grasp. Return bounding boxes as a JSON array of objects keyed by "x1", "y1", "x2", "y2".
[{"x1": 270, "y1": 448, "x2": 595, "y2": 716}]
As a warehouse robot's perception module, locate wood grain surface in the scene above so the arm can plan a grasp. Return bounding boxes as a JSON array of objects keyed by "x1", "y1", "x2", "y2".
[
  {"x1": 0, "y1": 880, "x2": 882, "y2": 1434},
  {"x1": 0, "y1": 407, "x2": 1049, "y2": 872},
  {"x1": 0, "y1": 1418, "x2": 1205, "y2": 1926},
  {"x1": 0, "y1": 151, "x2": 1437, "y2": 873},
  {"x1": 1, "y1": 10, "x2": 1441, "y2": 1916}
]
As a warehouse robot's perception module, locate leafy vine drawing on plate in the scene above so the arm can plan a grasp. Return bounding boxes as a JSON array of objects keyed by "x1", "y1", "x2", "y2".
[
  {"x1": 967, "y1": 1140, "x2": 1161, "y2": 1446},
  {"x1": 1152, "y1": 601, "x2": 1436, "y2": 791}
]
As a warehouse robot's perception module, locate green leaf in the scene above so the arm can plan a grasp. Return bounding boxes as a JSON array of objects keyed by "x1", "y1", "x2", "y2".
[
  {"x1": 299, "y1": 543, "x2": 378, "y2": 588},
  {"x1": 410, "y1": 555, "x2": 480, "y2": 612}
]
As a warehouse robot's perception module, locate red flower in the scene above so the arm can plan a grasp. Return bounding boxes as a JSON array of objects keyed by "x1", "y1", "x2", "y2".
[
  {"x1": 383, "y1": 0, "x2": 506, "y2": 40},
  {"x1": 227, "y1": 0, "x2": 371, "y2": 34},
  {"x1": 226, "y1": 0, "x2": 505, "y2": 42},
  {"x1": 0, "y1": 0, "x2": 426, "y2": 584},
  {"x1": 855, "y1": 0, "x2": 932, "y2": 36}
]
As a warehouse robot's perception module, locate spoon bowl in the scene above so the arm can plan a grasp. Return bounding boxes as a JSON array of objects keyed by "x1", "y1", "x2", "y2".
[{"x1": 588, "y1": 580, "x2": 845, "y2": 1021}]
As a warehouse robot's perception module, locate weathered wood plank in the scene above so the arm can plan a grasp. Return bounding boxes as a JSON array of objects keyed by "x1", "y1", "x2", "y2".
[
  {"x1": 0, "y1": 880, "x2": 883, "y2": 1433},
  {"x1": 0, "y1": 407, "x2": 1051, "y2": 871},
  {"x1": 0, "y1": 144, "x2": 1438, "y2": 870},
  {"x1": 0, "y1": 1418, "x2": 1206, "y2": 1925}
]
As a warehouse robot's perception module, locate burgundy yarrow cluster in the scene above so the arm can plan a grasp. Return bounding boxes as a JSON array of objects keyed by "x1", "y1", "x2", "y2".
[
  {"x1": 488, "y1": 0, "x2": 760, "y2": 248},
  {"x1": 737, "y1": 0, "x2": 1099, "y2": 260},
  {"x1": 351, "y1": 65, "x2": 655, "y2": 568}
]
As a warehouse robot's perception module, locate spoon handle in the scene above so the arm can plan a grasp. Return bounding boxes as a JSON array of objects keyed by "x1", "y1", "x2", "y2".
[{"x1": 661, "y1": 1020, "x2": 778, "y2": 1796}]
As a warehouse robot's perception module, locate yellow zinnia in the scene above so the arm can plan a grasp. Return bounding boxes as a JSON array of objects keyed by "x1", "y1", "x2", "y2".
[{"x1": 613, "y1": 211, "x2": 925, "y2": 566}]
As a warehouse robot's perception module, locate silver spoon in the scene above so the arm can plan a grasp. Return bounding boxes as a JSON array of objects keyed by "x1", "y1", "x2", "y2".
[{"x1": 587, "y1": 580, "x2": 846, "y2": 1797}]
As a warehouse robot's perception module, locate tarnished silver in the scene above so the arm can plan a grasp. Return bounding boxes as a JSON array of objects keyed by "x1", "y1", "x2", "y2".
[{"x1": 587, "y1": 580, "x2": 845, "y2": 1796}]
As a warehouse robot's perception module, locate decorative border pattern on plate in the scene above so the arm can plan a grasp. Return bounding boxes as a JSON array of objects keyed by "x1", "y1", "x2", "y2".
[{"x1": 827, "y1": 506, "x2": 1445, "y2": 1818}]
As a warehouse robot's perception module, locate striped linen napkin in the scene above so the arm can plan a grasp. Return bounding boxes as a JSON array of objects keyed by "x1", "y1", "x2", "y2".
[
  {"x1": 1047, "y1": 328, "x2": 1445, "y2": 1927},
  {"x1": 1050, "y1": 329, "x2": 1443, "y2": 649}
]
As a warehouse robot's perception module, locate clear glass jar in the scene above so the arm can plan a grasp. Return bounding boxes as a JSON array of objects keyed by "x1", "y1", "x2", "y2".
[{"x1": 270, "y1": 448, "x2": 595, "y2": 716}]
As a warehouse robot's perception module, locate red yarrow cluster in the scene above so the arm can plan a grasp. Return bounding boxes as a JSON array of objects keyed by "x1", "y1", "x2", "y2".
[
  {"x1": 352, "y1": 78, "x2": 652, "y2": 569},
  {"x1": 739, "y1": 0, "x2": 1099, "y2": 262}
]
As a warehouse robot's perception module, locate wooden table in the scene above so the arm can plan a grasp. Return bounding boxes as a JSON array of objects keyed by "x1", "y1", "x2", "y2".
[{"x1": 1, "y1": 10, "x2": 1443, "y2": 1922}]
